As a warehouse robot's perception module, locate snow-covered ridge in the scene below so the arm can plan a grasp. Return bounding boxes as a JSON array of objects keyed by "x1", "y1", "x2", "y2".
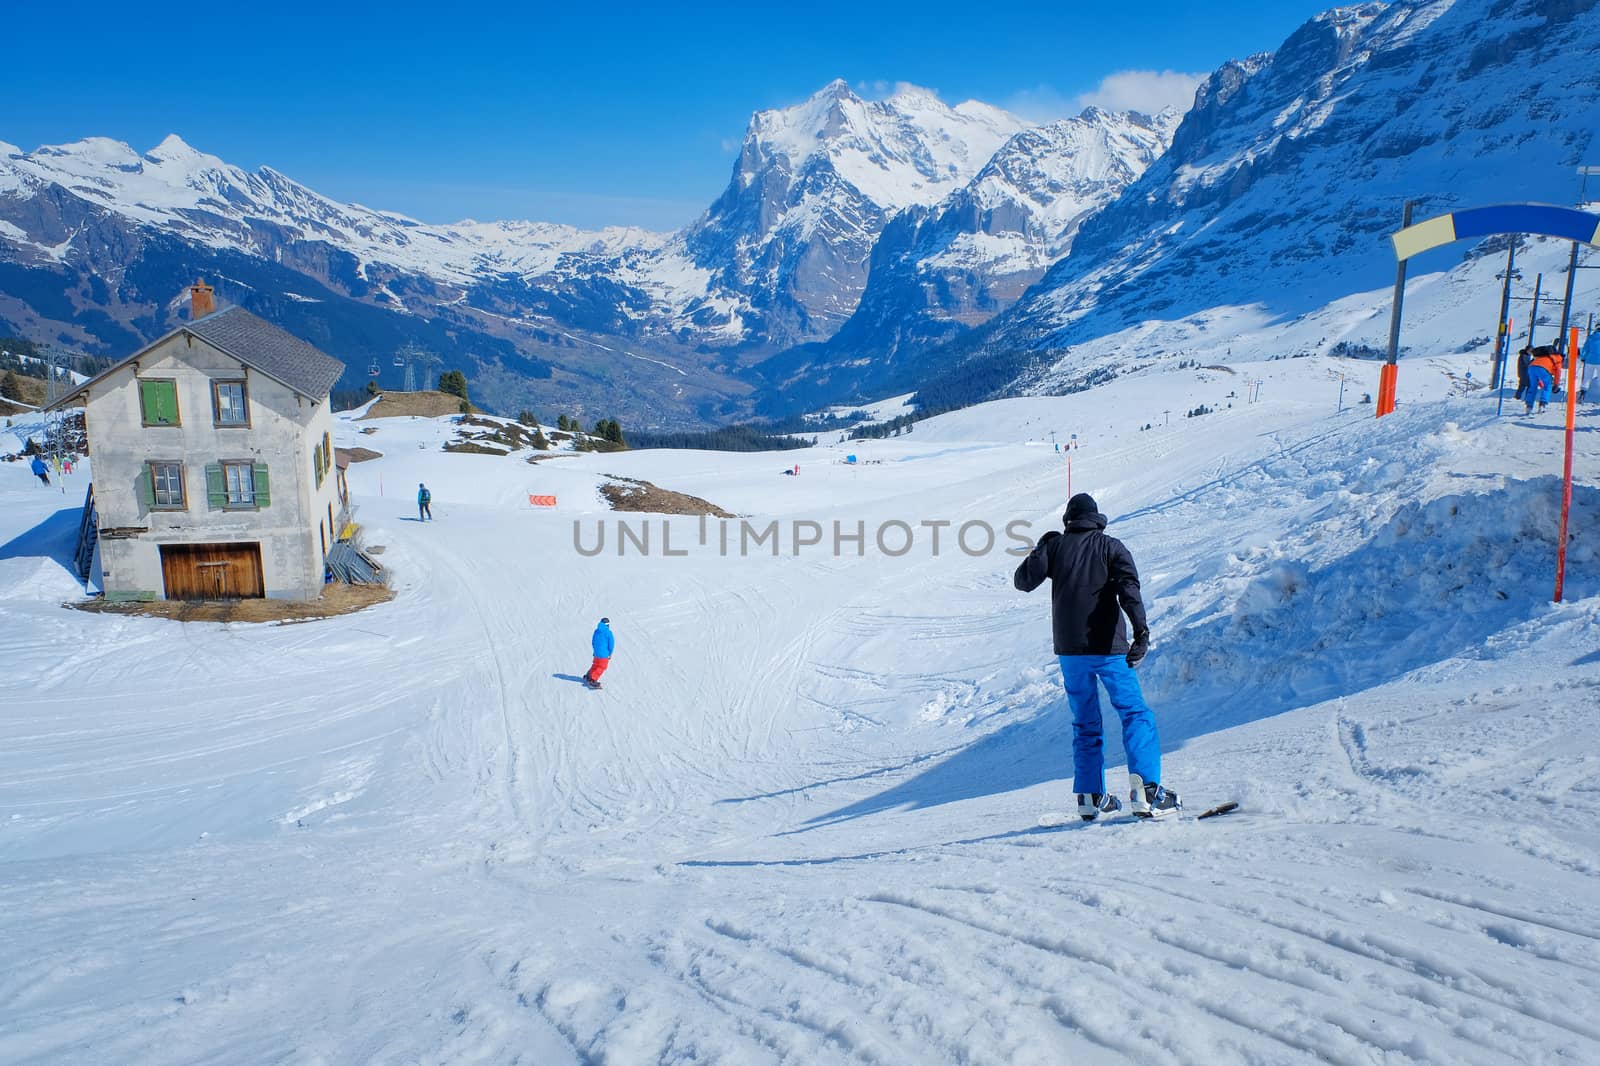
[
  {"x1": 973, "y1": 0, "x2": 1600, "y2": 399},
  {"x1": 0, "y1": 133, "x2": 668, "y2": 284},
  {"x1": 920, "y1": 105, "x2": 1181, "y2": 277},
  {"x1": 0, "y1": 81, "x2": 1041, "y2": 358}
]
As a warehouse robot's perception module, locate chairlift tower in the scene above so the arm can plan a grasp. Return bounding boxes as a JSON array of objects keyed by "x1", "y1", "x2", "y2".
[
  {"x1": 395, "y1": 342, "x2": 442, "y2": 393},
  {"x1": 42, "y1": 345, "x2": 73, "y2": 488}
]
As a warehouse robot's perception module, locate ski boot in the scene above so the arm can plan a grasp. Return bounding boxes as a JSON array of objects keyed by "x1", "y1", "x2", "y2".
[
  {"x1": 1076, "y1": 792, "x2": 1122, "y2": 822},
  {"x1": 1128, "y1": 774, "x2": 1181, "y2": 819},
  {"x1": 583, "y1": 674, "x2": 603, "y2": 690}
]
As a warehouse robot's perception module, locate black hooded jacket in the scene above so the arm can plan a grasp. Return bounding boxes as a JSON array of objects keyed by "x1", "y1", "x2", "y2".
[{"x1": 1013, "y1": 511, "x2": 1149, "y2": 655}]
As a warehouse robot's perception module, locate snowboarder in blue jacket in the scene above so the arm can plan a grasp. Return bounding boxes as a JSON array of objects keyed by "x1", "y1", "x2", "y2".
[
  {"x1": 585, "y1": 618, "x2": 614, "y2": 689},
  {"x1": 30, "y1": 455, "x2": 50, "y2": 486},
  {"x1": 1014, "y1": 493, "x2": 1180, "y2": 821}
]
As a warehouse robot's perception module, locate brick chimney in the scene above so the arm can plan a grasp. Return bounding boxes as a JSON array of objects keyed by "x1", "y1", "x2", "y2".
[{"x1": 190, "y1": 280, "x2": 216, "y2": 320}]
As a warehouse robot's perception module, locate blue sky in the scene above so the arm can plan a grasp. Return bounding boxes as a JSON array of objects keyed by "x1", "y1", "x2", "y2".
[{"x1": 7, "y1": 1, "x2": 1336, "y2": 230}]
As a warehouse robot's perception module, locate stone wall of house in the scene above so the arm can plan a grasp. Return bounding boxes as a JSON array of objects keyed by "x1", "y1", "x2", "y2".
[{"x1": 89, "y1": 333, "x2": 338, "y2": 601}]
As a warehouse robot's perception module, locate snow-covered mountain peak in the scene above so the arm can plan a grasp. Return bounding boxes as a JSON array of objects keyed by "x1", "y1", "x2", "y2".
[
  {"x1": 677, "y1": 80, "x2": 1031, "y2": 347},
  {"x1": 740, "y1": 80, "x2": 1025, "y2": 211},
  {"x1": 143, "y1": 132, "x2": 217, "y2": 167}
]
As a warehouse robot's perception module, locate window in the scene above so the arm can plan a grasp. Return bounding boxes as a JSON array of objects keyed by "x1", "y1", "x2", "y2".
[
  {"x1": 223, "y1": 462, "x2": 255, "y2": 507},
  {"x1": 147, "y1": 461, "x2": 186, "y2": 510},
  {"x1": 213, "y1": 380, "x2": 249, "y2": 426},
  {"x1": 206, "y1": 462, "x2": 269, "y2": 510},
  {"x1": 139, "y1": 379, "x2": 180, "y2": 426}
]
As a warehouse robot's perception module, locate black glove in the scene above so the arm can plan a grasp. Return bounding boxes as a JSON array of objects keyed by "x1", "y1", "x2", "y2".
[{"x1": 1126, "y1": 634, "x2": 1149, "y2": 668}]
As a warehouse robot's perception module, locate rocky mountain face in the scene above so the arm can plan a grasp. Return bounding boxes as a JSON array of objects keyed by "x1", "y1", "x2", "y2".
[
  {"x1": 913, "y1": 0, "x2": 1600, "y2": 410},
  {"x1": 676, "y1": 80, "x2": 1025, "y2": 349},
  {"x1": 755, "y1": 106, "x2": 1179, "y2": 410}
]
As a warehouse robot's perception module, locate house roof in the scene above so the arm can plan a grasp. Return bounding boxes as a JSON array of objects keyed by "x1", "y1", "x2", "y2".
[
  {"x1": 185, "y1": 307, "x2": 345, "y2": 400},
  {"x1": 47, "y1": 306, "x2": 346, "y2": 409}
]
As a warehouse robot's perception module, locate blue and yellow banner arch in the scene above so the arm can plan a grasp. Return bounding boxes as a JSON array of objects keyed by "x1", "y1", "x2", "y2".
[
  {"x1": 1379, "y1": 202, "x2": 1600, "y2": 418},
  {"x1": 1385, "y1": 201, "x2": 1599, "y2": 604},
  {"x1": 1391, "y1": 203, "x2": 1600, "y2": 260}
]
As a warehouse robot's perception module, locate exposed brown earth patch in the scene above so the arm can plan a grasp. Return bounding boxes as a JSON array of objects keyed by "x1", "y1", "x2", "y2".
[
  {"x1": 70, "y1": 582, "x2": 395, "y2": 624},
  {"x1": 599, "y1": 475, "x2": 733, "y2": 517}
]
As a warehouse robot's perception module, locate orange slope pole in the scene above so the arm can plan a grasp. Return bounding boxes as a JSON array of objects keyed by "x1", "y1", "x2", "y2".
[
  {"x1": 1555, "y1": 326, "x2": 1580, "y2": 602},
  {"x1": 1377, "y1": 363, "x2": 1398, "y2": 417}
]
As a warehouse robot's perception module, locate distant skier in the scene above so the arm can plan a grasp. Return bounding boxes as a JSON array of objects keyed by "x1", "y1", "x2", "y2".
[
  {"x1": 1014, "y1": 493, "x2": 1179, "y2": 820},
  {"x1": 584, "y1": 618, "x2": 614, "y2": 690},
  {"x1": 1580, "y1": 334, "x2": 1598, "y2": 403},
  {"x1": 417, "y1": 482, "x2": 432, "y2": 521},
  {"x1": 1526, "y1": 347, "x2": 1560, "y2": 414},
  {"x1": 30, "y1": 454, "x2": 49, "y2": 486},
  {"x1": 1514, "y1": 346, "x2": 1533, "y2": 401}
]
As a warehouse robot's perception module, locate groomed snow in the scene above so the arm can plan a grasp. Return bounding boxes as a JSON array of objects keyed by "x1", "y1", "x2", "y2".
[{"x1": 2, "y1": 354, "x2": 1597, "y2": 1063}]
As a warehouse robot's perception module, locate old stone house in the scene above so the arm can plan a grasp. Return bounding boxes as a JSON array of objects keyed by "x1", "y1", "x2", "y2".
[{"x1": 53, "y1": 285, "x2": 347, "y2": 601}]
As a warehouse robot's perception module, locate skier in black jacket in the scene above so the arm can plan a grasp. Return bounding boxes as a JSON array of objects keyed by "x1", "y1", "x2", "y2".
[
  {"x1": 1014, "y1": 493, "x2": 1179, "y2": 820},
  {"x1": 1515, "y1": 347, "x2": 1533, "y2": 401}
]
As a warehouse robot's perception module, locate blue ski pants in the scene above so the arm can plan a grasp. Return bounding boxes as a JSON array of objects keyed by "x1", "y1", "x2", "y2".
[
  {"x1": 1528, "y1": 366, "x2": 1553, "y2": 406},
  {"x1": 1059, "y1": 655, "x2": 1161, "y2": 795}
]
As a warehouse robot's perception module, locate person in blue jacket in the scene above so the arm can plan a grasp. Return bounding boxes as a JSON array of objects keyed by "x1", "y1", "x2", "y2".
[
  {"x1": 30, "y1": 454, "x2": 50, "y2": 486},
  {"x1": 585, "y1": 618, "x2": 614, "y2": 689},
  {"x1": 417, "y1": 483, "x2": 432, "y2": 521}
]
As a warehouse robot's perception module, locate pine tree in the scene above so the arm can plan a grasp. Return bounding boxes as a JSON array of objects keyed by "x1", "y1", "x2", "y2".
[
  {"x1": 437, "y1": 369, "x2": 469, "y2": 401},
  {"x1": 532, "y1": 428, "x2": 550, "y2": 450},
  {"x1": 0, "y1": 371, "x2": 22, "y2": 401}
]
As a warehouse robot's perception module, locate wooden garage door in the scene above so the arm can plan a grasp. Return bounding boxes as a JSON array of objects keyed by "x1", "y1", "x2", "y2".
[{"x1": 159, "y1": 542, "x2": 265, "y2": 600}]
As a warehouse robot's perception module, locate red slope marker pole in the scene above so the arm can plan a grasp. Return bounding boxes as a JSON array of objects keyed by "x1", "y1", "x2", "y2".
[{"x1": 1555, "y1": 326, "x2": 1579, "y2": 602}]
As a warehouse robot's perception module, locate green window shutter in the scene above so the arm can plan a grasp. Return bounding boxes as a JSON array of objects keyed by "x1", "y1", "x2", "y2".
[
  {"x1": 141, "y1": 380, "x2": 179, "y2": 424},
  {"x1": 137, "y1": 465, "x2": 155, "y2": 508},
  {"x1": 205, "y1": 464, "x2": 226, "y2": 510},
  {"x1": 252, "y1": 463, "x2": 271, "y2": 508}
]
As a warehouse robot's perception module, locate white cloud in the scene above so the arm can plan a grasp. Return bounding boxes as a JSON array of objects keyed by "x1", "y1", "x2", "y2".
[
  {"x1": 856, "y1": 79, "x2": 942, "y2": 103},
  {"x1": 1074, "y1": 69, "x2": 1206, "y2": 116},
  {"x1": 1005, "y1": 69, "x2": 1205, "y2": 123}
]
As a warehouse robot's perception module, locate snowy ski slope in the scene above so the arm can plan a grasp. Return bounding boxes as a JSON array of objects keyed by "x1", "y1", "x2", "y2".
[{"x1": 2, "y1": 353, "x2": 1597, "y2": 1064}]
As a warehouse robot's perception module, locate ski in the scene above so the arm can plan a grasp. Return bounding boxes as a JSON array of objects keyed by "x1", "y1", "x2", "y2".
[{"x1": 1037, "y1": 800, "x2": 1239, "y2": 828}]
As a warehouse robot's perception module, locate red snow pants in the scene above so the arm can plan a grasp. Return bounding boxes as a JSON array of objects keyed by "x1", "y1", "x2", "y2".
[{"x1": 587, "y1": 657, "x2": 611, "y2": 681}]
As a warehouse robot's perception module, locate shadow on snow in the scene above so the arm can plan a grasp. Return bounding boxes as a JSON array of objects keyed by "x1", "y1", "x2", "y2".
[
  {"x1": 0, "y1": 506, "x2": 82, "y2": 573},
  {"x1": 768, "y1": 478, "x2": 1598, "y2": 834}
]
